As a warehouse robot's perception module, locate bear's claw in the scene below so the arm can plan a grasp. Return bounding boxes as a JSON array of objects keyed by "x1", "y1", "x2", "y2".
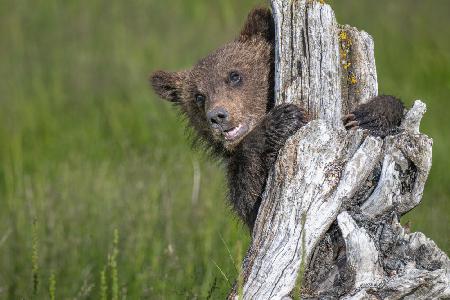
[
  {"x1": 344, "y1": 120, "x2": 359, "y2": 130},
  {"x1": 342, "y1": 113, "x2": 356, "y2": 123}
]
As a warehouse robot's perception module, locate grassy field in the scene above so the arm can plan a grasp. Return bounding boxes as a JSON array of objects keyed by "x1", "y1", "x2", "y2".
[{"x1": 0, "y1": 0, "x2": 449, "y2": 298}]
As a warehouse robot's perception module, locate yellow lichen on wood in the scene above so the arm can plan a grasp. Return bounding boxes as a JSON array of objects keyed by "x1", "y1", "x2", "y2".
[
  {"x1": 339, "y1": 29, "x2": 357, "y2": 85},
  {"x1": 349, "y1": 73, "x2": 358, "y2": 85},
  {"x1": 339, "y1": 31, "x2": 348, "y2": 42},
  {"x1": 307, "y1": 0, "x2": 326, "y2": 4}
]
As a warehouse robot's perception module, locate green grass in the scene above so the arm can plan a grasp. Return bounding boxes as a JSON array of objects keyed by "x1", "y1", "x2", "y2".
[{"x1": 0, "y1": 0, "x2": 449, "y2": 298}]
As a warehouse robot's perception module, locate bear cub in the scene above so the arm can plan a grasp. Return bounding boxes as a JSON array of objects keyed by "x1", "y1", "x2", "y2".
[{"x1": 150, "y1": 8, "x2": 404, "y2": 230}]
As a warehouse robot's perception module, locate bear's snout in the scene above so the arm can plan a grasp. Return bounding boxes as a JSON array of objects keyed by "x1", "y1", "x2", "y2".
[{"x1": 207, "y1": 107, "x2": 230, "y2": 129}]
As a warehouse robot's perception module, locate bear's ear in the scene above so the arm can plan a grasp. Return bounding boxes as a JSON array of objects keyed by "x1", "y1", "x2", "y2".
[
  {"x1": 150, "y1": 70, "x2": 185, "y2": 102},
  {"x1": 239, "y1": 7, "x2": 274, "y2": 42}
]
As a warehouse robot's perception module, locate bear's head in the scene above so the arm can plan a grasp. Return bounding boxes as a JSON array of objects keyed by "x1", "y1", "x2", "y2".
[{"x1": 150, "y1": 8, "x2": 275, "y2": 152}]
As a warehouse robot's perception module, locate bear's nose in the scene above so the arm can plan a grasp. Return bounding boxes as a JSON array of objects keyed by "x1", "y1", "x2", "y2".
[{"x1": 207, "y1": 107, "x2": 229, "y2": 127}]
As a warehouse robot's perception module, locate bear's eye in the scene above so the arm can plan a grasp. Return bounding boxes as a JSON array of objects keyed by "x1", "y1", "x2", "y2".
[
  {"x1": 194, "y1": 93, "x2": 206, "y2": 105},
  {"x1": 228, "y1": 71, "x2": 242, "y2": 86}
]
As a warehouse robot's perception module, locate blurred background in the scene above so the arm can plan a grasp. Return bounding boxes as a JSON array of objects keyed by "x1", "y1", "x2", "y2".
[{"x1": 0, "y1": 0, "x2": 449, "y2": 298}]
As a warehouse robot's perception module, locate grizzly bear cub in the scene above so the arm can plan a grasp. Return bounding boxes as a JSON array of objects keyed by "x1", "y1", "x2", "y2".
[{"x1": 150, "y1": 8, "x2": 404, "y2": 230}]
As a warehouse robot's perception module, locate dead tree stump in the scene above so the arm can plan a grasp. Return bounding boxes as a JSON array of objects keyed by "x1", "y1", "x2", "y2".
[{"x1": 228, "y1": 1, "x2": 450, "y2": 299}]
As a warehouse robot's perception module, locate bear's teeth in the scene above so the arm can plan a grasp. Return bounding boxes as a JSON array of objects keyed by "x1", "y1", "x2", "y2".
[{"x1": 225, "y1": 124, "x2": 242, "y2": 139}]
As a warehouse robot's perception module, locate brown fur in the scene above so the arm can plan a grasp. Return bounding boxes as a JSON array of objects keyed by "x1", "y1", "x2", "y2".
[
  {"x1": 150, "y1": 8, "x2": 404, "y2": 230},
  {"x1": 151, "y1": 9, "x2": 275, "y2": 154}
]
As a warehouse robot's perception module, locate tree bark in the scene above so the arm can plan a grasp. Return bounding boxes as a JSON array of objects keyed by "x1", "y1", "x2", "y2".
[{"x1": 228, "y1": 1, "x2": 450, "y2": 299}]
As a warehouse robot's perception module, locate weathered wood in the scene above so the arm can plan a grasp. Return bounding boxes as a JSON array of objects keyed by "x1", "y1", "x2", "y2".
[{"x1": 228, "y1": 0, "x2": 450, "y2": 299}]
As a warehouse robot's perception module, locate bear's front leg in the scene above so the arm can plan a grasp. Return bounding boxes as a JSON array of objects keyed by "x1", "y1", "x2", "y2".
[
  {"x1": 262, "y1": 103, "x2": 308, "y2": 168},
  {"x1": 226, "y1": 104, "x2": 307, "y2": 230},
  {"x1": 343, "y1": 95, "x2": 404, "y2": 137}
]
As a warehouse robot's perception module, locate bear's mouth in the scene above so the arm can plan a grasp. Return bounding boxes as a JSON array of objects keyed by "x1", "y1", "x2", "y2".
[{"x1": 223, "y1": 123, "x2": 249, "y2": 141}]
